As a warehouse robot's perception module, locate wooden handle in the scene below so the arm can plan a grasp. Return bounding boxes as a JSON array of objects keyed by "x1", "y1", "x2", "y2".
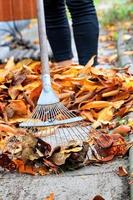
[{"x1": 37, "y1": 0, "x2": 50, "y2": 76}]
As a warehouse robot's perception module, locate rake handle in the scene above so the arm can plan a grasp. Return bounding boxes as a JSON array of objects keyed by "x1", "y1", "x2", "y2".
[{"x1": 36, "y1": 0, "x2": 50, "y2": 76}]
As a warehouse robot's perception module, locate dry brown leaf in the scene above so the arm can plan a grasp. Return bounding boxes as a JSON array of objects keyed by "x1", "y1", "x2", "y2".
[
  {"x1": 112, "y1": 125, "x2": 131, "y2": 136},
  {"x1": 117, "y1": 166, "x2": 128, "y2": 177},
  {"x1": 111, "y1": 92, "x2": 129, "y2": 102},
  {"x1": 29, "y1": 84, "x2": 42, "y2": 103},
  {"x1": 59, "y1": 91, "x2": 74, "y2": 100},
  {"x1": 51, "y1": 151, "x2": 70, "y2": 166},
  {"x1": 96, "y1": 134, "x2": 113, "y2": 149},
  {"x1": 94, "y1": 133, "x2": 127, "y2": 162},
  {"x1": 92, "y1": 195, "x2": 105, "y2": 200},
  {"x1": 8, "y1": 85, "x2": 24, "y2": 100},
  {"x1": 5, "y1": 100, "x2": 28, "y2": 119}
]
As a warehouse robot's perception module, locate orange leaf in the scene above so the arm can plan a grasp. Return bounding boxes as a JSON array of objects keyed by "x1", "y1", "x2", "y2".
[
  {"x1": 28, "y1": 61, "x2": 41, "y2": 73},
  {"x1": 80, "y1": 101, "x2": 112, "y2": 110},
  {"x1": 111, "y1": 92, "x2": 129, "y2": 101},
  {"x1": 44, "y1": 193, "x2": 54, "y2": 200},
  {"x1": 29, "y1": 84, "x2": 42, "y2": 103},
  {"x1": 14, "y1": 159, "x2": 35, "y2": 175},
  {"x1": 0, "y1": 123, "x2": 17, "y2": 135}
]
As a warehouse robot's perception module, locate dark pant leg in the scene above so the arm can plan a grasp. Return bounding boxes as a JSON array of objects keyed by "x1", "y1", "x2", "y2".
[
  {"x1": 44, "y1": 0, "x2": 73, "y2": 62},
  {"x1": 66, "y1": 0, "x2": 99, "y2": 65}
]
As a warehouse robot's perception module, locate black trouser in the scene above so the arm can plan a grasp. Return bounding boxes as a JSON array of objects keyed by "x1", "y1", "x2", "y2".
[{"x1": 44, "y1": 0, "x2": 99, "y2": 65}]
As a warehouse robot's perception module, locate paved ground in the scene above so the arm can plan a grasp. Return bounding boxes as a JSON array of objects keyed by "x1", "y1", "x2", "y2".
[{"x1": 0, "y1": 158, "x2": 129, "y2": 200}]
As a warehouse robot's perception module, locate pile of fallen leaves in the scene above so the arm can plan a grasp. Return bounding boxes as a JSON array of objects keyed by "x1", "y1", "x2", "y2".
[
  {"x1": 51, "y1": 58, "x2": 133, "y2": 128},
  {"x1": 0, "y1": 57, "x2": 133, "y2": 127},
  {"x1": 0, "y1": 57, "x2": 133, "y2": 175},
  {"x1": 0, "y1": 121, "x2": 132, "y2": 175}
]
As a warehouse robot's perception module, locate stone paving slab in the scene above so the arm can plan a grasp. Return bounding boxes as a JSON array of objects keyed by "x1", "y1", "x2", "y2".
[{"x1": 0, "y1": 158, "x2": 129, "y2": 200}]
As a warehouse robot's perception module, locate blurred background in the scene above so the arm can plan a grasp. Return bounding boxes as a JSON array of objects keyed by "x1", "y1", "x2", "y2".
[{"x1": 0, "y1": 0, "x2": 132, "y2": 63}]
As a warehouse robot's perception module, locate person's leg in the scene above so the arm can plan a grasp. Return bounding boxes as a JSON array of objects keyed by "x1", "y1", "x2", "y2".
[
  {"x1": 44, "y1": 0, "x2": 73, "y2": 65},
  {"x1": 66, "y1": 0, "x2": 99, "y2": 66}
]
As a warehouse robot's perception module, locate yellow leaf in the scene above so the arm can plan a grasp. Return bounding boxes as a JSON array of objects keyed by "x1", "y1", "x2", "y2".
[
  {"x1": 62, "y1": 66, "x2": 83, "y2": 76},
  {"x1": 24, "y1": 80, "x2": 41, "y2": 92},
  {"x1": 97, "y1": 106, "x2": 113, "y2": 121},
  {"x1": 112, "y1": 100, "x2": 125, "y2": 109},
  {"x1": 123, "y1": 78, "x2": 133, "y2": 89},
  {"x1": 102, "y1": 89, "x2": 119, "y2": 97},
  {"x1": 5, "y1": 57, "x2": 15, "y2": 72}
]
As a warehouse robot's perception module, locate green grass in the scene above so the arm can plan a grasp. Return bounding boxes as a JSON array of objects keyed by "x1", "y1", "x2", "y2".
[
  {"x1": 94, "y1": 0, "x2": 100, "y2": 5},
  {"x1": 100, "y1": 0, "x2": 133, "y2": 25}
]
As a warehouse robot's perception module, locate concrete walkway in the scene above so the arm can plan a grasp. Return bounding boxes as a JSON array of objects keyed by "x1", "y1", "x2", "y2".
[{"x1": 0, "y1": 158, "x2": 129, "y2": 200}]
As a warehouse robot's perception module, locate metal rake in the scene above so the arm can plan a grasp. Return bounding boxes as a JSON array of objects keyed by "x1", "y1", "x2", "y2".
[{"x1": 19, "y1": 0, "x2": 90, "y2": 148}]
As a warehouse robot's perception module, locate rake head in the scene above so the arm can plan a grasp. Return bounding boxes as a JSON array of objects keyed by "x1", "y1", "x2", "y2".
[{"x1": 19, "y1": 102, "x2": 90, "y2": 147}]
